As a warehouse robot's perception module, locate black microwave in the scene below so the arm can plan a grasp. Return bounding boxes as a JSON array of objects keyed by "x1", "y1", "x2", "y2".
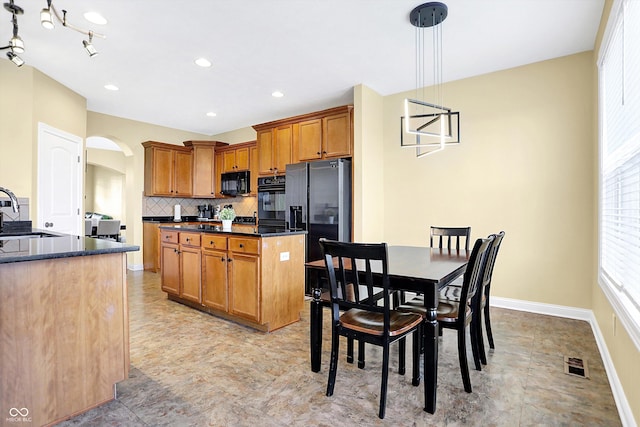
[{"x1": 220, "y1": 170, "x2": 250, "y2": 196}]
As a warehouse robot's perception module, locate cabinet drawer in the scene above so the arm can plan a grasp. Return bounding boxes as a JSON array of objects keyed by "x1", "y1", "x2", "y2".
[
  {"x1": 180, "y1": 232, "x2": 201, "y2": 247},
  {"x1": 202, "y1": 235, "x2": 228, "y2": 250},
  {"x1": 229, "y1": 237, "x2": 260, "y2": 254},
  {"x1": 160, "y1": 230, "x2": 179, "y2": 244}
]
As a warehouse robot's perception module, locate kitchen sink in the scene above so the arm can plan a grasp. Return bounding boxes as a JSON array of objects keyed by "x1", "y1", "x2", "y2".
[{"x1": 0, "y1": 231, "x2": 58, "y2": 240}]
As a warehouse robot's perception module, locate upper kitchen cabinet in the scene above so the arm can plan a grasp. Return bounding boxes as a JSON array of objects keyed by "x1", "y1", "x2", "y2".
[
  {"x1": 296, "y1": 107, "x2": 353, "y2": 161},
  {"x1": 255, "y1": 125, "x2": 292, "y2": 176},
  {"x1": 184, "y1": 140, "x2": 229, "y2": 198},
  {"x1": 253, "y1": 105, "x2": 353, "y2": 171},
  {"x1": 214, "y1": 141, "x2": 257, "y2": 196},
  {"x1": 222, "y1": 146, "x2": 250, "y2": 172},
  {"x1": 143, "y1": 141, "x2": 193, "y2": 197}
]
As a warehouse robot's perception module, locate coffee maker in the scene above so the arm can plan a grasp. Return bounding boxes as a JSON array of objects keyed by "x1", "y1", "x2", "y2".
[{"x1": 197, "y1": 204, "x2": 213, "y2": 219}]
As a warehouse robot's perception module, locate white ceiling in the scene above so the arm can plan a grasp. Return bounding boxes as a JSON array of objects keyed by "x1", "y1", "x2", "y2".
[{"x1": 7, "y1": 0, "x2": 604, "y2": 136}]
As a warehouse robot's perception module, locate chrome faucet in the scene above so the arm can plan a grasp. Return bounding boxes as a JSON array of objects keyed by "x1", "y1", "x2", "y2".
[{"x1": 0, "y1": 187, "x2": 20, "y2": 214}]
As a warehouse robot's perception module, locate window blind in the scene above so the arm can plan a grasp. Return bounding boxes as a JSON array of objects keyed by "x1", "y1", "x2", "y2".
[{"x1": 599, "y1": 0, "x2": 640, "y2": 340}]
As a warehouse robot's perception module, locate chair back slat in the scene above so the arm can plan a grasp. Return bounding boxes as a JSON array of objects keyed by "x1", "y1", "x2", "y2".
[{"x1": 430, "y1": 226, "x2": 471, "y2": 251}]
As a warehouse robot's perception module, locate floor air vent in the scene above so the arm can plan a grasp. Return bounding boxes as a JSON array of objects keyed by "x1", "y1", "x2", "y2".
[{"x1": 563, "y1": 356, "x2": 589, "y2": 379}]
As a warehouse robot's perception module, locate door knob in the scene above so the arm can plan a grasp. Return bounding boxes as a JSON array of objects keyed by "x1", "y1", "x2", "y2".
[{"x1": 45, "y1": 222, "x2": 54, "y2": 228}]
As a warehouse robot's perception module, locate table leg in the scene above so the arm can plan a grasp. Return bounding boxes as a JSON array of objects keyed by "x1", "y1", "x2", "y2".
[
  {"x1": 423, "y1": 284, "x2": 438, "y2": 414},
  {"x1": 310, "y1": 286, "x2": 323, "y2": 373}
]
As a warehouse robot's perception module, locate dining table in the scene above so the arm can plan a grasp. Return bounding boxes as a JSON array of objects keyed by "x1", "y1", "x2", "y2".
[{"x1": 306, "y1": 245, "x2": 469, "y2": 414}]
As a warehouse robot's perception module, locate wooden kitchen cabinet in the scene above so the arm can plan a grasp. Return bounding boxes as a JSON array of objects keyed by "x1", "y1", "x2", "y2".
[
  {"x1": 250, "y1": 145, "x2": 258, "y2": 196},
  {"x1": 254, "y1": 105, "x2": 352, "y2": 169},
  {"x1": 190, "y1": 142, "x2": 216, "y2": 198},
  {"x1": 143, "y1": 221, "x2": 161, "y2": 272},
  {"x1": 222, "y1": 146, "x2": 250, "y2": 172},
  {"x1": 160, "y1": 228, "x2": 305, "y2": 331},
  {"x1": 161, "y1": 231, "x2": 180, "y2": 295},
  {"x1": 143, "y1": 141, "x2": 193, "y2": 197},
  {"x1": 256, "y1": 125, "x2": 292, "y2": 175},
  {"x1": 215, "y1": 151, "x2": 224, "y2": 197}
]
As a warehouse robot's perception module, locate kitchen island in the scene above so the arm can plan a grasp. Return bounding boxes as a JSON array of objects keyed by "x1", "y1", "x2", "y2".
[
  {"x1": 159, "y1": 224, "x2": 306, "y2": 332},
  {"x1": 0, "y1": 232, "x2": 139, "y2": 427}
]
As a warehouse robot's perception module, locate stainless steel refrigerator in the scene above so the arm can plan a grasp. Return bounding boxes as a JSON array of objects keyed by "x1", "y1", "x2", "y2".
[{"x1": 285, "y1": 158, "x2": 352, "y2": 294}]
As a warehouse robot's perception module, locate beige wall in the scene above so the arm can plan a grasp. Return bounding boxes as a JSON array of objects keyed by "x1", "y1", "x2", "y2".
[
  {"x1": 382, "y1": 52, "x2": 595, "y2": 309},
  {"x1": 353, "y1": 84, "x2": 385, "y2": 242},
  {"x1": 591, "y1": 0, "x2": 640, "y2": 423},
  {"x1": 86, "y1": 112, "x2": 209, "y2": 268},
  {"x1": 210, "y1": 126, "x2": 256, "y2": 144},
  {"x1": 0, "y1": 61, "x2": 86, "y2": 220}
]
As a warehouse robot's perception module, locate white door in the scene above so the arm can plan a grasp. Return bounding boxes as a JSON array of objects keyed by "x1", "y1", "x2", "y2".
[{"x1": 37, "y1": 122, "x2": 83, "y2": 235}]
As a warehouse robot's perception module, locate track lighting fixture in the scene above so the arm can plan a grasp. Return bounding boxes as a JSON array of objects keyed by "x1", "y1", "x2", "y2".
[
  {"x1": 1, "y1": 0, "x2": 24, "y2": 66},
  {"x1": 7, "y1": 51, "x2": 24, "y2": 67},
  {"x1": 40, "y1": 0, "x2": 54, "y2": 29},
  {"x1": 82, "y1": 32, "x2": 98, "y2": 57},
  {"x1": 41, "y1": 1, "x2": 105, "y2": 58}
]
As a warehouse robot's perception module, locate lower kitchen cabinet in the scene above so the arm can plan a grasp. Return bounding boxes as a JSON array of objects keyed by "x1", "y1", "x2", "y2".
[
  {"x1": 161, "y1": 233, "x2": 180, "y2": 295},
  {"x1": 161, "y1": 229, "x2": 305, "y2": 331}
]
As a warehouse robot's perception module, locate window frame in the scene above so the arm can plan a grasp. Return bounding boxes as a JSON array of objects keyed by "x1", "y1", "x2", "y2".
[{"x1": 598, "y1": 0, "x2": 640, "y2": 351}]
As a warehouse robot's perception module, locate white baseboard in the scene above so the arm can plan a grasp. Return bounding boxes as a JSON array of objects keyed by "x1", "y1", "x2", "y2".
[
  {"x1": 491, "y1": 297, "x2": 636, "y2": 427},
  {"x1": 127, "y1": 263, "x2": 144, "y2": 271}
]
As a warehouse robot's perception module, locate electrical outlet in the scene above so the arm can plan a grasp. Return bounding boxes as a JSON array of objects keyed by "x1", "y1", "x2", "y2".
[{"x1": 612, "y1": 313, "x2": 617, "y2": 336}]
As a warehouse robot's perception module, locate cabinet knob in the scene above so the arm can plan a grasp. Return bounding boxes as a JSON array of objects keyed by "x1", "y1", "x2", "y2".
[
  {"x1": 316, "y1": 151, "x2": 321, "y2": 155},
  {"x1": 220, "y1": 257, "x2": 225, "y2": 262},
  {"x1": 239, "y1": 243, "x2": 244, "y2": 248},
  {"x1": 210, "y1": 241, "x2": 214, "y2": 246},
  {"x1": 227, "y1": 258, "x2": 232, "y2": 262},
  {"x1": 323, "y1": 151, "x2": 327, "y2": 154},
  {"x1": 186, "y1": 237, "x2": 191, "y2": 242}
]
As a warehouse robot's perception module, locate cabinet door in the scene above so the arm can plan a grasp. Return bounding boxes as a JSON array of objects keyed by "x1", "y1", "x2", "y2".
[
  {"x1": 257, "y1": 129, "x2": 274, "y2": 175},
  {"x1": 192, "y1": 145, "x2": 215, "y2": 197},
  {"x1": 180, "y1": 246, "x2": 201, "y2": 303},
  {"x1": 297, "y1": 119, "x2": 323, "y2": 161},
  {"x1": 222, "y1": 150, "x2": 237, "y2": 172},
  {"x1": 143, "y1": 222, "x2": 160, "y2": 272},
  {"x1": 235, "y1": 147, "x2": 250, "y2": 170},
  {"x1": 151, "y1": 147, "x2": 174, "y2": 196},
  {"x1": 202, "y1": 249, "x2": 228, "y2": 311},
  {"x1": 274, "y1": 124, "x2": 292, "y2": 174},
  {"x1": 174, "y1": 150, "x2": 193, "y2": 196},
  {"x1": 215, "y1": 152, "x2": 224, "y2": 197},
  {"x1": 161, "y1": 244, "x2": 180, "y2": 295},
  {"x1": 323, "y1": 112, "x2": 352, "y2": 158},
  {"x1": 249, "y1": 146, "x2": 258, "y2": 196},
  {"x1": 229, "y1": 253, "x2": 260, "y2": 321}
]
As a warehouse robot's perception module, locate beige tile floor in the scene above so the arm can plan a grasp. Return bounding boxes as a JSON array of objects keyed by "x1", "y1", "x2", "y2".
[{"x1": 58, "y1": 271, "x2": 621, "y2": 426}]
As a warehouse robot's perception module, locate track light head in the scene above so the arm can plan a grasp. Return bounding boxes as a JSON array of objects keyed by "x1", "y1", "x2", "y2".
[
  {"x1": 9, "y1": 34, "x2": 24, "y2": 53},
  {"x1": 82, "y1": 33, "x2": 98, "y2": 57},
  {"x1": 7, "y1": 51, "x2": 24, "y2": 67},
  {"x1": 40, "y1": 8, "x2": 54, "y2": 29}
]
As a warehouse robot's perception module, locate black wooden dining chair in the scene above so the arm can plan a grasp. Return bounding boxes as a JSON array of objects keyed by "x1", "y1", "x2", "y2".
[
  {"x1": 439, "y1": 231, "x2": 505, "y2": 365},
  {"x1": 430, "y1": 226, "x2": 471, "y2": 251},
  {"x1": 319, "y1": 238, "x2": 423, "y2": 419},
  {"x1": 398, "y1": 236, "x2": 494, "y2": 393}
]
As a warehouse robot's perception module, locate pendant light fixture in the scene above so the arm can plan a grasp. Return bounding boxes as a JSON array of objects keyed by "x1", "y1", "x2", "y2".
[{"x1": 401, "y1": 2, "x2": 460, "y2": 158}]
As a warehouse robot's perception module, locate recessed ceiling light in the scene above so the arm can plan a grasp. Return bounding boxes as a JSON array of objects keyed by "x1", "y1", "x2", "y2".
[
  {"x1": 84, "y1": 12, "x2": 107, "y2": 25},
  {"x1": 272, "y1": 91, "x2": 284, "y2": 98},
  {"x1": 195, "y1": 58, "x2": 212, "y2": 68},
  {"x1": 104, "y1": 84, "x2": 119, "y2": 91},
  {"x1": 206, "y1": 112, "x2": 217, "y2": 117}
]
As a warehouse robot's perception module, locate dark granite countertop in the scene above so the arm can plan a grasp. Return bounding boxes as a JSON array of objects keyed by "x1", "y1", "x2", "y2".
[
  {"x1": 159, "y1": 224, "x2": 306, "y2": 237},
  {"x1": 0, "y1": 230, "x2": 139, "y2": 264}
]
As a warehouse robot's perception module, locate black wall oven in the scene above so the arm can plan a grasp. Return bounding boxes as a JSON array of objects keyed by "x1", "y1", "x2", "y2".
[{"x1": 257, "y1": 176, "x2": 286, "y2": 231}]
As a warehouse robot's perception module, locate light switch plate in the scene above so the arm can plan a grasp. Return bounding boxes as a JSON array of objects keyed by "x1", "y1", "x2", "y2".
[{"x1": 280, "y1": 252, "x2": 289, "y2": 261}]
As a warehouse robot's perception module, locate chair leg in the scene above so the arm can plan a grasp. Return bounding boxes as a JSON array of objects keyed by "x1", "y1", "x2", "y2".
[
  {"x1": 358, "y1": 340, "x2": 366, "y2": 369},
  {"x1": 484, "y1": 300, "x2": 495, "y2": 349},
  {"x1": 399, "y1": 337, "x2": 406, "y2": 375},
  {"x1": 476, "y1": 311, "x2": 487, "y2": 365},
  {"x1": 470, "y1": 319, "x2": 482, "y2": 372},
  {"x1": 326, "y1": 331, "x2": 340, "y2": 397},
  {"x1": 457, "y1": 326, "x2": 472, "y2": 393},
  {"x1": 379, "y1": 343, "x2": 390, "y2": 419},
  {"x1": 412, "y1": 326, "x2": 421, "y2": 386},
  {"x1": 347, "y1": 338, "x2": 354, "y2": 363}
]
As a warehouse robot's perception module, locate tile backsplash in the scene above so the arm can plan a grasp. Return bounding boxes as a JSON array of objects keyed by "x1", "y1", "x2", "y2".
[
  {"x1": 143, "y1": 196, "x2": 258, "y2": 218},
  {"x1": 0, "y1": 197, "x2": 30, "y2": 221}
]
